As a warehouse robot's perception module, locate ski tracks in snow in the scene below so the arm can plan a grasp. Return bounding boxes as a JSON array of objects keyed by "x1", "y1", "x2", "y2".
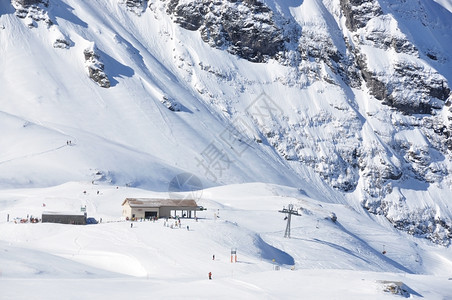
[{"x1": 0, "y1": 143, "x2": 71, "y2": 166}]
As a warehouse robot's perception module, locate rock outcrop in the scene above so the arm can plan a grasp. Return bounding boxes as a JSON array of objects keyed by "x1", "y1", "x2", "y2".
[
  {"x1": 11, "y1": 0, "x2": 51, "y2": 27},
  {"x1": 160, "y1": 95, "x2": 181, "y2": 111},
  {"x1": 122, "y1": 0, "x2": 146, "y2": 16},
  {"x1": 83, "y1": 46, "x2": 111, "y2": 88},
  {"x1": 340, "y1": 0, "x2": 382, "y2": 31},
  {"x1": 341, "y1": 0, "x2": 450, "y2": 115},
  {"x1": 165, "y1": 0, "x2": 285, "y2": 62}
]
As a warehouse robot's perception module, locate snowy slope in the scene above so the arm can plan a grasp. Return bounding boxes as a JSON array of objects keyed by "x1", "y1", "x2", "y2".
[
  {"x1": 1, "y1": 0, "x2": 452, "y2": 298},
  {"x1": 1, "y1": 0, "x2": 450, "y2": 197},
  {"x1": 1, "y1": 0, "x2": 315, "y2": 190},
  {"x1": 1, "y1": 182, "x2": 452, "y2": 299}
]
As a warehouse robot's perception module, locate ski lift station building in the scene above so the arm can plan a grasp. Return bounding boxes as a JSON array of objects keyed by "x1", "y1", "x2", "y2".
[{"x1": 121, "y1": 198, "x2": 202, "y2": 220}]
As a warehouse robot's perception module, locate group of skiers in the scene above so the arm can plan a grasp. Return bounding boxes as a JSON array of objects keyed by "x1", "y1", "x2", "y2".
[
  {"x1": 162, "y1": 217, "x2": 186, "y2": 229},
  {"x1": 130, "y1": 217, "x2": 191, "y2": 230}
]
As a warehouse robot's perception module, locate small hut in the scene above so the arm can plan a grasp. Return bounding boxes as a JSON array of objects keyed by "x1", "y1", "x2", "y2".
[
  {"x1": 122, "y1": 198, "x2": 202, "y2": 220},
  {"x1": 42, "y1": 211, "x2": 87, "y2": 225}
]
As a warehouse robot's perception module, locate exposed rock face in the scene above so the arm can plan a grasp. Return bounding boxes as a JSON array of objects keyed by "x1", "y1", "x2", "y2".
[
  {"x1": 340, "y1": 0, "x2": 382, "y2": 31},
  {"x1": 11, "y1": 0, "x2": 51, "y2": 27},
  {"x1": 339, "y1": 1, "x2": 451, "y2": 242},
  {"x1": 15, "y1": 0, "x2": 44, "y2": 6},
  {"x1": 53, "y1": 38, "x2": 71, "y2": 49},
  {"x1": 165, "y1": 0, "x2": 285, "y2": 62},
  {"x1": 370, "y1": 201, "x2": 452, "y2": 246},
  {"x1": 257, "y1": 107, "x2": 362, "y2": 193},
  {"x1": 83, "y1": 46, "x2": 111, "y2": 88},
  {"x1": 123, "y1": 0, "x2": 146, "y2": 15},
  {"x1": 160, "y1": 95, "x2": 181, "y2": 111},
  {"x1": 340, "y1": 0, "x2": 450, "y2": 115},
  {"x1": 385, "y1": 63, "x2": 449, "y2": 114},
  {"x1": 356, "y1": 52, "x2": 450, "y2": 115},
  {"x1": 157, "y1": 0, "x2": 452, "y2": 245}
]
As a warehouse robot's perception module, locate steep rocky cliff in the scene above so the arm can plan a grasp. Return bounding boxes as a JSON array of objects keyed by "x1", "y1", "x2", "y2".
[
  {"x1": 157, "y1": 0, "x2": 452, "y2": 244},
  {"x1": 7, "y1": 0, "x2": 452, "y2": 245},
  {"x1": 165, "y1": 0, "x2": 285, "y2": 62},
  {"x1": 11, "y1": 0, "x2": 51, "y2": 27}
]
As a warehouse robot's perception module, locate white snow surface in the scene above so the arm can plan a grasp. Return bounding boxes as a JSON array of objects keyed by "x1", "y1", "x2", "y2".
[
  {"x1": 0, "y1": 182, "x2": 452, "y2": 299},
  {"x1": 0, "y1": 0, "x2": 452, "y2": 298}
]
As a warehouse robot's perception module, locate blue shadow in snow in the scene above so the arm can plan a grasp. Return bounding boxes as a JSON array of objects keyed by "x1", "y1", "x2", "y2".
[
  {"x1": 175, "y1": 103, "x2": 194, "y2": 114},
  {"x1": 0, "y1": 1, "x2": 15, "y2": 15},
  {"x1": 49, "y1": 1, "x2": 88, "y2": 28},
  {"x1": 391, "y1": 177, "x2": 429, "y2": 192},
  {"x1": 255, "y1": 235, "x2": 295, "y2": 266},
  {"x1": 310, "y1": 237, "x2": 374, "y2": 265},
  {"x1": 111, "y1": 34, "x2": 193, "y2": 113},
  {"x1": 401, "y1": 283, "x2": 423, "y2": 298},
  {"x1": 335, "y1": 222, "x2": 414, "y2": 274},
  {"x1": 98, "y1": 50, "x2": 135, "y2": 87}
]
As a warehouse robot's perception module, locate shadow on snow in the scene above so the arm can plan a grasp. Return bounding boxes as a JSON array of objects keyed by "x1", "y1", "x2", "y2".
[{"x1": 254, "y1": 235, "x2": 295, "y2": 266}]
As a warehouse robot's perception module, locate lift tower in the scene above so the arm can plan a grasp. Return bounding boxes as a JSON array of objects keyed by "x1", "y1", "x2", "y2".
[{"x1": 278, "y1": 204, "x2": 301, "y2": 238}]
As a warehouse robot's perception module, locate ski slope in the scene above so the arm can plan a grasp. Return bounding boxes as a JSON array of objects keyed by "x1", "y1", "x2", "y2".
[{"x1": 0, "y1": 182, "x2": 452, "y2": 299}]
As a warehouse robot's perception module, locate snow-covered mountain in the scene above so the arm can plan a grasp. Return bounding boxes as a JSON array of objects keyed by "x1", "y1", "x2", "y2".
[
  {"x1": 1, "y1": 0, "x2": 452, "y2": 243},
  {"x1": 1, "y1": 1, "x2": 452, "y2": 297},
  {"x1": 3, "y1": 0, "x2": 451, "y2": 246}
]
